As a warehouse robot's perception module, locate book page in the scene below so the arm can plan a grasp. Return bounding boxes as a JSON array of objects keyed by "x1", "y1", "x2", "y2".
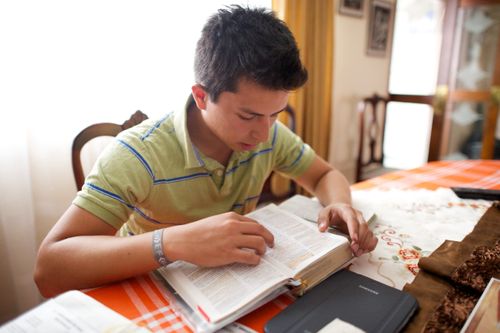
[
  {"x1": 279, "y1": 194, "x2": 376, "y2": 225},
  {"x1": 158, "y1": 204, "x2": 349, "y2": 324},
  {"x1": 248, "y1": 204, "x2": 349, "y2": 274},
  {"x1": 152, "y1": 271, "x2": 286, "y2": 333},
  {"x1": 159, "y1": 256, "x2": 288, "y2": 324},
  {"x1": 0, "y1": 290, "x2": 148, "y2": 333},
  {"x1": 278, "y1": 195, "x2": 324, "y2": 222}
]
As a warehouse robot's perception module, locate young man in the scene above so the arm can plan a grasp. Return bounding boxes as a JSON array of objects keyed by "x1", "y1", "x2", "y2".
[{"x1": 34, "y1": 6, "x2": 377, "y2": 297}]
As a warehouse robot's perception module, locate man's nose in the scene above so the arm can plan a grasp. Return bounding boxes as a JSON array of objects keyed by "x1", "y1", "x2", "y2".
[{"x1": 252, "y1": 117, "x2": 273, "y2": 142}]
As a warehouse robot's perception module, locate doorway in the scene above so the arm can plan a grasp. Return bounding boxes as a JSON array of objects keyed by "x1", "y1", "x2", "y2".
[
  {"x1": 385, "y1": 0, "x2": 500, "y2": 169},
  {"x1": 441, "y1": 0, "x2": 500, "y2": 160}
]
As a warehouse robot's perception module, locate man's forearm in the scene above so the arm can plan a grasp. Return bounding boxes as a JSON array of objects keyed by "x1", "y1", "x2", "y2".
[
  {"x1": 313, "y1": 169, "x2": 352, "y2": 206},
  {"x1": 34, "y1": 232, "x2": 158, "y2": 297}
]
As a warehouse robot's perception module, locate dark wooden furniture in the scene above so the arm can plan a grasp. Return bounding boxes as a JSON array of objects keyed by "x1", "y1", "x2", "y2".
[
  {"x1": 71, "y1": 110, "x2": 148, "y2": 190},
  {"x1": 257, "y1": 104, "x2": 297, "y2": 204},
  {"x1": 356, "y1": 94, "x2": 394, "y2": 182},
  {"x1": 356, "y1": 93, "x2": 440, "y2": 182}
]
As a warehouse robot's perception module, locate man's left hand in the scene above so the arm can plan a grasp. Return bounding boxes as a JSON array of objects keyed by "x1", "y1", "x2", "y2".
[{"x1": 317, "y1": 203, "x2": 378, "y2": 256}]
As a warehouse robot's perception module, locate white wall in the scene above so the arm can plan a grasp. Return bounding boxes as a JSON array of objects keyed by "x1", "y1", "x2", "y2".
[
  {"x1": 329, "y1": 0, "x2": 395, "y2": 182},
  {"x1": 0, "y1": 0, "x2": 271, "y2": 324}
]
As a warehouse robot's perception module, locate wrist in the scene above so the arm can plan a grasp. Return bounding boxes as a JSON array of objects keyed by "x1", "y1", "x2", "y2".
[
  {"x1": 160, "y1": 226, "x2": 184, "y2": 263},
  {"x1": 152, "y1": 229, "x2": 172, "y2": 267}
]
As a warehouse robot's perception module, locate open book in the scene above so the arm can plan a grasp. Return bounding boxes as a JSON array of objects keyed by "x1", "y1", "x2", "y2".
[
  {"x1": 0, "y1": 290, "x2": 149, "y2": 333},
  {"x1": 155, "y1": 199, "x2": 359, "y2": 331}
]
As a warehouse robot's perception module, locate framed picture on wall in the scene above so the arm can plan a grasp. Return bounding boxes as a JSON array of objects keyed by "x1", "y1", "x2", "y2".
[
  {"x1": 339, "y1": 0, "x2": 365, "y2": 17},
  {"x1": 367, "y1": 0, "x2": 394, "y2": 57}
]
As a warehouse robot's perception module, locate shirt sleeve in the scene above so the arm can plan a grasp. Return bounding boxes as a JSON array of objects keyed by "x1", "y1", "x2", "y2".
[
  {"x1": 72, "y1": 134, "x2": 153, "y2": 230},
  {"x1": 272, "y1": 121, "x2": 316, "y2": 179}
]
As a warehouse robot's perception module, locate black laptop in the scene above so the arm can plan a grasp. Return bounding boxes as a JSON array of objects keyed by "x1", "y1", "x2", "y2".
[{"x1": 265, "y1": 269, "x2": 418, "y2": 333}]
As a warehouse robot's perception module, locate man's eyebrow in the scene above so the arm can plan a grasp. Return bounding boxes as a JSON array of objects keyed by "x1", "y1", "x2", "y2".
[{"x1": 239, "y1": 107, "x2": 284, "y2": 117}]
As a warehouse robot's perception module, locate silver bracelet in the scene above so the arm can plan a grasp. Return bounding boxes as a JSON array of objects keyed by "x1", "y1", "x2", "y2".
[{"x1": 152, "y1": 228, "x2": 170, "y2": 267}]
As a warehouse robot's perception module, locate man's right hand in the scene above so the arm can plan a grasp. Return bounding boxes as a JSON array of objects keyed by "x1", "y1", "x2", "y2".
[{"x1": 162, "y1": 212, "x2": 274, "y2": 267}]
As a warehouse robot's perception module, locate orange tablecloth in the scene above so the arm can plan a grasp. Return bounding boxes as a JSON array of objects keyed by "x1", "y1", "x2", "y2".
[
  {"x1": 86, "y1": 160, "x2": 500, "y2": 332},
  {"x1": 352, "y1": 160, "x2": 500, "y2": 191}
]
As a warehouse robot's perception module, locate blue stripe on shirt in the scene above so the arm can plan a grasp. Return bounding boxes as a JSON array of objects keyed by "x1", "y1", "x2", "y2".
[
  {"x1": 141, "y1": 113, "x2": 172, "y2": 141},
  {"x1": 117, "y1": 139, "x2": 155, "y2": 179},
  {"x1": 85, "y1": 183, "x2": 165, "y2": 224},
  {"x1": 85, "y1": 183, "x2": 134, "y2": 209},
  {"x1": 285, "y1": 144, "x2": 305, "y2": 169},
  {"x1": 154, "y1": 172, "x2": 211, "y2": 184},
  {"x1": 226, "y1": 148, "x2": 273, "y2": 175},
  {"x1": 133, "y1": 207, "x2": 164, "y2": 224},
  {"x1": 231, "y1": 195, "x2": 260, "y2": 209}
]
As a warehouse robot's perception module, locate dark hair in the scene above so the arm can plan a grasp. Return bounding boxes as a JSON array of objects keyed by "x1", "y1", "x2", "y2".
[{"x1": 194, "y1": 5, "x2": 308, "y2": 102}]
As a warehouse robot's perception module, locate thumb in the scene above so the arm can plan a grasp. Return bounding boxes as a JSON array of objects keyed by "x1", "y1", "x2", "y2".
[{"x1": 317, "y1": 216, "x2": 329, "y2": 232}]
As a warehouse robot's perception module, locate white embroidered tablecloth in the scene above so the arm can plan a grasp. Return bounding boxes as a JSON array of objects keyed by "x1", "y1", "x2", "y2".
[{"x1": 349, "y1": 188, "x2": 491, "y2": 289}]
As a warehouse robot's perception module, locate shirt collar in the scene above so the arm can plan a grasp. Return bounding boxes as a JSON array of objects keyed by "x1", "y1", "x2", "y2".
[
  {"x1": 173, "y1": 102, "x2": 278, "y2": 170},
  {"x1": 173, "y1": 104, "x2": 205, "y2": 169}
]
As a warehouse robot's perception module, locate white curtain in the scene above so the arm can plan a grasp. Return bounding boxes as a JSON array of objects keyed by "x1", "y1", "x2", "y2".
[{"x1": 0, "y1": 0, "x2": 270, "y2": 323}]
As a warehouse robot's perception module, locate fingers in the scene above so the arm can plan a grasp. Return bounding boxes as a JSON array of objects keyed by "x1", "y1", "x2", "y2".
[
  {"x1": 237, "y1": 220, "x2": 274, "y2": 248},
  {"x1": 351, "y1": 211, "x2": 366, "y2": 255},
  {"x1": 318, "y1": 204, "x2": 359, "y2": 242},
  {"x1": 236, "y1": 213, "x2": 261, "y2": 223},
  {"x1": 317, "y1": 204, "x2": 377, "y2": 257},
  {"x1": 223, "y1": 212, "x2": 274, "y2": 247},
  {"x1": 223, "y1": 233, "x2": 270, "y2": 266},
  {"x1": 352, "y1": 223, "x2": 367, "y2": 256},
  {"x1": 233, "y1": 248, "x2": 261, "y2": 265},
  {"x1": 342, "y1": 210, "x2": 360, "y2": 244},
  {"x1": 236, "y1": 235, "x2": 268, "y2": 255},
  {"x1": 224, "y1": 217, "x2": 274, "y2": 264},
  {"x1": 366, "y1": 234, "x2": 378, "y2": 252},
  {"x1": 352, "y1": 212, "x2": 377, "y2": 256},
  {"x1": 317, "y1": 209, "x2": 331, "y2": 232}
]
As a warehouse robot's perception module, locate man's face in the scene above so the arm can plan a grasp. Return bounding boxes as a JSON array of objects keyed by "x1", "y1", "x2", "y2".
[{"x1": 202, "y1": 79, "x2": 289, "y2": 153}]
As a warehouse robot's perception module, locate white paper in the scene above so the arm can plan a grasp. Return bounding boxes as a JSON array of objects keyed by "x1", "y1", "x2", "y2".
[
  {"x1": 317, "y1": 318, "x2": 366, "y2": 333},
  {"x1": 0, "y1": 290, "x2": 149, "y2": 333}
]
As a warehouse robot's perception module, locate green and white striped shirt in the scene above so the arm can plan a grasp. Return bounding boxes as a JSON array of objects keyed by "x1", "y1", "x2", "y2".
[{"x1": 74, "y1": 106, "x2": 315, "y2": 236}]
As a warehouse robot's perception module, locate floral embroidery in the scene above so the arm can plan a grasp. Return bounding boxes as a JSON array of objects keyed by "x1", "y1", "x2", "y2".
[
  {"x1": 375, "y1": 225, "x2": 428, "y2": 276},
  {"x1": 405, "y1": 263, "x2": 419, "y2": 275},
  {"x1": 349, "y1": 188, "x2": 490, "y2": 289},
  {"x1": 398, "y1": 248, "x2": 421, "y2": 260}
]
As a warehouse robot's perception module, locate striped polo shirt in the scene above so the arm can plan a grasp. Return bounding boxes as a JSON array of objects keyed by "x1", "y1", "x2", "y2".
[{"x1": 73, "y1": 106, "x2": 315, "y2": 236}]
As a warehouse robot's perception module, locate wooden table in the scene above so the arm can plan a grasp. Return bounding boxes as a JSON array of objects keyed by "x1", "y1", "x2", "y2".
[{"x1": 86, "y1": 160, "x2": 500, "y2": 332}]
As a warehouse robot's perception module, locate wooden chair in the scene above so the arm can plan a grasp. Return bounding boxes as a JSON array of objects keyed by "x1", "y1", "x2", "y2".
[
  {"x1": 356, "y1": 94, "x2": 397, "y2": 182},
  {"x1": 185, "y1": 95, "x2": 297, "y2": 204},
  {"x1": 257, "y1": 104, "x2": 297, "y2": 204},
  {"x1": 71, "y1": 110, "x2": 149, "y2": 190}
]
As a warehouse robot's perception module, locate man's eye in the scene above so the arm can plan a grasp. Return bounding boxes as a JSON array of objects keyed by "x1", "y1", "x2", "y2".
[{"x1": 238, "y1": 114, "x2": 255, "y2": 120}]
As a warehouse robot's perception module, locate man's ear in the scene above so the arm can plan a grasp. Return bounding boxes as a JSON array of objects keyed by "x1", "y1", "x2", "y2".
[{"x1": 191, "y1": 84, "x2": 208, "y2": 111}]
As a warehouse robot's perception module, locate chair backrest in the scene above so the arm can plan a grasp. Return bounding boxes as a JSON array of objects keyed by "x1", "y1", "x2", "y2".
[
  {"x1": 258, "y1": 104, "x2": 297, "y2": 204},
  {"x1": 185, "y1": 95, "x2": 297, "y2": 203},
  {"x1": 72, "y1": 110, "x2": 148, "y2": 190},
  {"x1": 356, "y1": 94, "x2": 389, "y2": 183}
]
